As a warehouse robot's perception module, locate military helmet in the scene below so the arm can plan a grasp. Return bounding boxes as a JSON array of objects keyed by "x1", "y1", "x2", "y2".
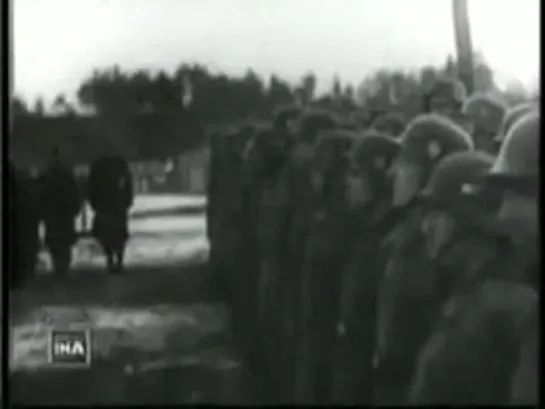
[
  {"x1": 299, "y1": 109, "x2": 339, "y2": 144},
  {"x1": 243, "y1": 126, "x2": 288, "y2": 175},
  {"x1": 489, "y1": 112, "x2": 540, "y2": 247},
  {"x1": 428, "y1": 77, "x2": 468, "y2": 106},
  {"x1": 348, "y1": 110, "x2": 369, "y2": 129},
  {"x1": 462, "y1": 93, "x2": 507, "y2": 134},
  {"x1": 339, "y1": 121, "x2": 360, "y2": 132},
  {"x1": 420, "y1": 151, "x2": 495, "y2": 203},
  {"x1": 390, "y1": 114, "x2": 474, "y2": 208},
  {"x1": 495, "y1": 102, "x2": 537, "y2": 143},
  {"x1": 399, "y1": 114, "x2": 474, "y2": 162},
  {"x1": 350, "y1": 130, "x2": 400, "y2": 172},
  {"x1": 313, "y1": 129, "x2": 358, "y2": 172},
  {"x1": 488, "y1": 111, "x2": 539, "y2": 180},
  {"x1": 370, "y1": 112, "x2": 406, "y2": 137},
  {"x1": 273, "y1": 104, "x2": 302, "y2": 127}
]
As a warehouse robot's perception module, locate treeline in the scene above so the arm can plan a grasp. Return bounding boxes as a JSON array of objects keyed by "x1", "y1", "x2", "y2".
[{"x1": 11, "y1": 54, "x2": 534, "y2": 165}]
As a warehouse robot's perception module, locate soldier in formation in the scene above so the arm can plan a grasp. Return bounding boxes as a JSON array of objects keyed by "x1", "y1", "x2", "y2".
[
  {"x1": 409, "y1": 112, "x2": 539, "y2": 402},
  {"x1": 425, "y1": 77, "x2": 467, "y2": 121},
  {"x1": 332, "y1": 131, "x2": 401, "y2": 404},
  {"x1": 207, "y1": 75, "x2": 540, "y2": 405},
  {"x1": 369, "y1": 112, "x2": 406, "y2": 138},
  {"x1": 462, "y1": 93, "x2": 506, "y2": 154}
]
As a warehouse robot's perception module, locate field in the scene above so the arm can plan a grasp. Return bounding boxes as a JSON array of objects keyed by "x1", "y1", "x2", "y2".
[{"x1": 9, "y1": 194, "x2": 258, "y2": 405}]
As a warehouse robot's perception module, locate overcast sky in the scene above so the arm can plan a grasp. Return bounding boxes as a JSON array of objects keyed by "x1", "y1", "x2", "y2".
[{"x1": 14, "y1": 0, "x2": 540, "y2": 104}]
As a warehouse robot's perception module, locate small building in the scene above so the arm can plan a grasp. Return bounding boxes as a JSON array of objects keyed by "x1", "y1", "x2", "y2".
[
  {"x1": 129, "y1": 160, "x2": 169, "y2": 194},
  {"x1": 175, "y1": 146, "x2": 210, "y2": 194}
]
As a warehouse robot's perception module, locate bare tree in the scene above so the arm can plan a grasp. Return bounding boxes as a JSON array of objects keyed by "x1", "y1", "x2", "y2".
[
  {"x1": 12, "y1": 96, "x2": 29, "y2": 116},
  {"x1": 53, "y1": 93, "x2": 77, "y2": 115},
  {"x1": 34, "y1": 97, "x2": 46, "y2": 116}
]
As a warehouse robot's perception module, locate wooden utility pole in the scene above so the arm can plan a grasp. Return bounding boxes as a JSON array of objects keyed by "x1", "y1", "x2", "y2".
[
  {"x1": 452, "y1": 0, "x2": 475, "y2": 94},
  {"x1": 8, "y1": 0, "x2": 13, "y2": 135}
]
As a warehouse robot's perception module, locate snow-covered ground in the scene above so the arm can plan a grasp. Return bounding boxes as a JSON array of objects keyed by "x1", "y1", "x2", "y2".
[
  {"x1": 130, "y1": 194, "x2": 207, "y2": 215},
  {"x1": 69, "y1": 215, "x2": 208, "y2": 270},
  {"x1": 76, "y1": 193, "x2": 207, "y2": 230}
]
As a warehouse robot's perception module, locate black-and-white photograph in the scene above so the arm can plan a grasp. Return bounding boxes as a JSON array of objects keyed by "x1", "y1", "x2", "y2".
[{"x1": 7, "y1": 0, "x2": 539, "y2": 405}]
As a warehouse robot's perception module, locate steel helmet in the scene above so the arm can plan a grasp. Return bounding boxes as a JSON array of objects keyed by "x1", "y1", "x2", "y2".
[
  {"x1": 420, "y1": 150, "x2": 495, "y2": 203},
  {"x1": 351, "y1": 130, "x2": 400, "y2": 171},
  {"x1": 313, "y1": 129, "x2": 358, "y2": 171},
  {"x1": 399, "y1": 114, "x2": 474, "y2": 162},
  {"x1": 495, "y1": 102, "x2": 538, "y2": 144},
  {"x1": 462, "y1": 93, "x2": 507, "y2": 134},
  {"x1": 273, "y1": 104, "x2": 302, "y2": 128},
  {"x1": 489, "y1": 111, "x2": 539, "y2": 179},
  {"x1": 429, "y1": 77, "x2": 468, "y2": 106},
  {"x1": 299, "y1": 109, "x2": 340, "y2": 144},
  {"x1": 390, "y1": 114, "x2": 474, "y2": 207},
  {"x1": 370, "y1": 112, "x2": 407, "y2": 137}
]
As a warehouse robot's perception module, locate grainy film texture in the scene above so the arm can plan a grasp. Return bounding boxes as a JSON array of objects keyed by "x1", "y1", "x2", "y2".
[{"x1": 8, "y1": 0, "x2": 540, "y2": 405}]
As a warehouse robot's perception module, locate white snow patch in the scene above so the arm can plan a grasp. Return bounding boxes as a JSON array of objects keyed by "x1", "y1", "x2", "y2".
[
  {"x1": 131, "y1": 194, "x2": 206, "y2": 214},
  {"x1": 76, "y1": 194, "x2": 206, "y2": 232},
  {"x1": 131, "y1": 215, "x2": 205, "y2": 234},
  {"x1": 39, "y1": 213, "x2": 209, "y2": 272}
]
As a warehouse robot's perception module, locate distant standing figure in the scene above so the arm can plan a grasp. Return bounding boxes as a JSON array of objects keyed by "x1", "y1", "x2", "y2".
[
  {"x1": 88, "y1": 155, "x2": 134, "y2": 274},
  {"x1": 17, "y1": 169, "x2": 42, "y2": 284},
  {"x1": 8, "y1": 161, "x2": 40, "y2": 288},
  {"x1": 40, "y1": 149, "x2": 82, "y2": 278},
  {"x1": 8, "y1": 160, "x2": 20, "y2": 288}
]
